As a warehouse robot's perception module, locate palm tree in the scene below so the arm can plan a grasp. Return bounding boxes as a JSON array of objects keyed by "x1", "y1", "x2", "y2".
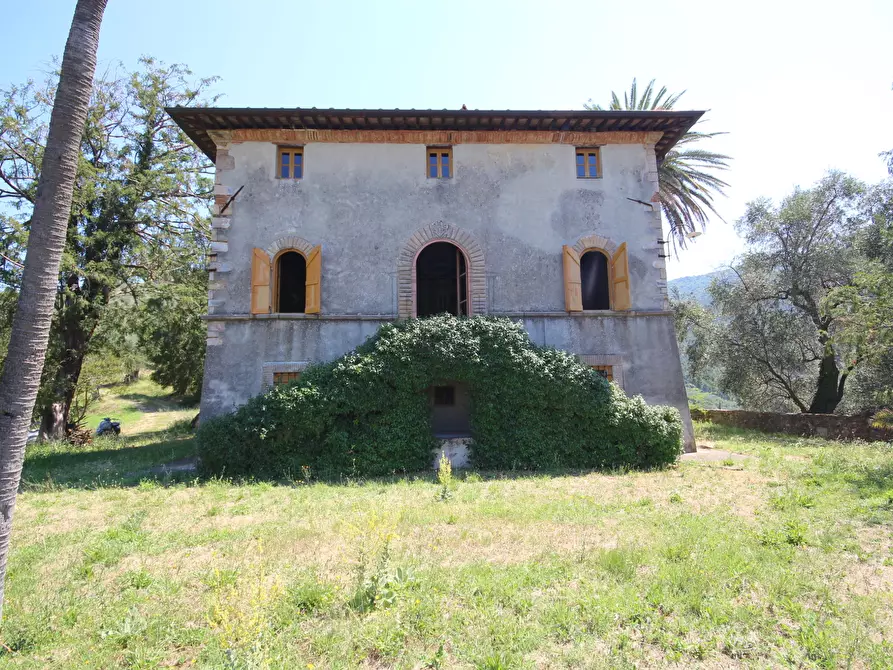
[
  {"x1": 587, "y1": 79, "x2": 731, "y2": 251},
  {"x1": 0, "y1": 0, "x2": 108, "y2": 619}
]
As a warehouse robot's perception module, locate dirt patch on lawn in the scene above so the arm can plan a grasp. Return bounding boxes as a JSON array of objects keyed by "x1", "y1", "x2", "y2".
[{"x1": 681, "y1": 443, "x2": 750, "y2": 463}]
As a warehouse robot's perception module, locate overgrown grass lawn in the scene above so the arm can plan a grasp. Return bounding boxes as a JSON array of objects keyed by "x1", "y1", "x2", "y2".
[{"x1": 3, "y1": 423, "x2": 892, "y2": 668}]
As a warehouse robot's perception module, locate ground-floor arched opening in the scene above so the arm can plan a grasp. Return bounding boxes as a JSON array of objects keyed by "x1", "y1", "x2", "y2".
[
  {"x1": 416, "y1": 241, "x2": 468, "y2": 317},
  {"x1": 428, "y1": 381, "x2": 471, "y2": 438}
]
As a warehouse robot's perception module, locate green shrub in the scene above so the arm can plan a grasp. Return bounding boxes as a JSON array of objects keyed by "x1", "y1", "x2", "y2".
[{"x1": 196, "y1": 316, "x2": 682, "y2": 478}]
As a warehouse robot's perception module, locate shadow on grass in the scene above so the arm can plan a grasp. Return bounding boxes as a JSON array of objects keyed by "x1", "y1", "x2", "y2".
[
  {"x1": 21, "y1": 428, "x2": 675, "y2": 492},
  {"x1": 22, "y1": 418, "x2": 890, "y2": 494},
  {"x1": 22, "y1": 428, "x2": 199, "y2": 491},
  {"x1": 116, "y1": 392, "x2": 198, "y2": 411}
]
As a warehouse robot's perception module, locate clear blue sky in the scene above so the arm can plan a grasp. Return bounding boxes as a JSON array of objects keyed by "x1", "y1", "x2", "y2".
[{"x1": 3, "y1": 0, "x2": 892, "y2": 278}]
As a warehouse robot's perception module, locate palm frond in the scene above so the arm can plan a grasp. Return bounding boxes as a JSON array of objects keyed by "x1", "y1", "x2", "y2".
[{"x1": 586, "y1": 78, "x2": 732, "y2": 250}]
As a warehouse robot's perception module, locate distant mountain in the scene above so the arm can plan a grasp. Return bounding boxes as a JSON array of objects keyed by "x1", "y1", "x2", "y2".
[{"x1": 668, "y1": 270, "x2": 729, "y2": 305}]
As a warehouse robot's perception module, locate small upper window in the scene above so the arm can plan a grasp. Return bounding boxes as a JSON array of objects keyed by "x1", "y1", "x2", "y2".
[
  {"x1": 576, "y1": 148, "x2": 601, "y2": 179},
  {"x1": 278, "y1": 147, "x2": 303, "y2": 179},
  {"x1": 427, "y1": 147, "x2": 452, "y2": 179}
]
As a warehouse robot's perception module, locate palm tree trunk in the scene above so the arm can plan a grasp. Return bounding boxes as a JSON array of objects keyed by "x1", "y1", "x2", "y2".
[{"x1": 0, "y1": 0, "x2": 107, "y2": 620}]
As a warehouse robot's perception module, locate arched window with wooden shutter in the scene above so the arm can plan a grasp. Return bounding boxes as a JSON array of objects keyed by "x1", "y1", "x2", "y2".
[
  {"x1": 250, "y1": 248, "x2": 271, "y2": 314},
  {"x1": 562, "y1": 245, "x2": 583, "y2": 312},
  {"x1": 304, "y1": 245, "x2": 321, "y2": 314},
  {"x1": 611, "y1": 242, "x2": 631, "y2": 311}
]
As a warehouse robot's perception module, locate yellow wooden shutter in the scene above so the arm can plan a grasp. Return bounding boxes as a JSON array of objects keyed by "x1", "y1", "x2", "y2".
[
  {"x1": 612, "y1": 242, "x2": 631, "y2": 311},
  {"x1": 562, "y1": 245, "x2": 583, "y2": 312},
  {"x1": 250, "y1": 248, "x2": 271, "y2": 314},
  {"x1": 304, "y1": 245, "x2": 321, "y2": 314}
]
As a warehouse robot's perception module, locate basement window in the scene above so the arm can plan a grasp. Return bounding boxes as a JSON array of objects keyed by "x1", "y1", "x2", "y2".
[
  {"x1": 273, "y1": 371, "x2": 301, "y2": 386},
  {"x1": 591, "y1": 365, "x2": 613, "y2": 382},
  {"x1": 433, "y1": 385, "x2": 456, "y2": 406},
  {"x1": 278, "y1": 146, "x2": 303, "y2": 179},
  {"x1": 427, "y1": 147, "x2": 452, "y2": 179},
  {"x1": 576, "y1": 148, "x2": 601, "y2": 179}
]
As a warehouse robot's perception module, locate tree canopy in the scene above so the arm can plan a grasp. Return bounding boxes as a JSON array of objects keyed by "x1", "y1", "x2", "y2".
[
  {"x1": 675, "y1": 172, "x2": 890, "y2": 414},
  {"x1": 0, "y1": 58, "x2": 214, "y2": 436}
]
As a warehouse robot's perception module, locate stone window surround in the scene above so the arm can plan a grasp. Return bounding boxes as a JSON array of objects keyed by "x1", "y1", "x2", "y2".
[
  {"x1": 266, "y1": 235, "x2": 316, "y2": 260},
  {"x1": 572, "y1": 233, "x2": 619, "y2": 257},
  {"x1": 573, "y1": 233, "x2": 620, "y2": 311},
  {"x1": 262, "y1": 361, "x2": 310, "y2": 389},
  {"x1": 397, "y1": 222, "x2": 487, "y2": 319},
  {"x1": 262, "y1": 235, "x2": 317, "y2": 315},
  {"x1": 580, "y1": 354, "x2": 625, "y2": 389}
]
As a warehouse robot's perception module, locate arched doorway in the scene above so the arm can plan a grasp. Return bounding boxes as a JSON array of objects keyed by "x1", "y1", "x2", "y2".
[
  {"x1": 581, "y1": 249, "x2": 611, "y2": 310},
  {"x1": 416, "y1": 242, "x2": 468, "y2": 317}
]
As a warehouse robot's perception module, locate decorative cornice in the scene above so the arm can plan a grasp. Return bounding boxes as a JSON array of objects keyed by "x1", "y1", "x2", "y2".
[
  {"x1": 217, "y1": 128, "x2": 664, "y2": 147},
  {"x1": 200, "y1": 310, "x2": 674, "y2": 321}
]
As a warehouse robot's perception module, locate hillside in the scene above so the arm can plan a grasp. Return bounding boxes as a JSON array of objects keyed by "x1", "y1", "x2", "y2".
[
  {"x1": 669, "y1": 271, "x2": 740, "y2": 409},
  {"x1": 668, "y1": 270, "x2": 728, "y2": 305}
]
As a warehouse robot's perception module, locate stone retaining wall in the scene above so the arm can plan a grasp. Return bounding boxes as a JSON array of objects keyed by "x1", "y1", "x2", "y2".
[{"x1": 690, "y1": 408, "x2": 893, "y2": 442}]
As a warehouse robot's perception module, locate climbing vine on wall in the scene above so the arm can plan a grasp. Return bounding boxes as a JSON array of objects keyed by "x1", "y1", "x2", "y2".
[{"x1": 196, "y1": 316, "x2": 682, "y2": 478}]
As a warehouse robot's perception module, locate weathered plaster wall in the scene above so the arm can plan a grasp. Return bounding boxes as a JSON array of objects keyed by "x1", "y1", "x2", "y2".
[
  {"x1": 203, "y1": 138, "x2": 694, "y2": 450},
  {"x1": 213, "y1": 141, "x2": 666, "y2": 316}
]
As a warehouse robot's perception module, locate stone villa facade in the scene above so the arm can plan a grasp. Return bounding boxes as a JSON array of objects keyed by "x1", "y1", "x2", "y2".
[{"x1": 167, "y1": 108, "x2": 699, "y2": 450}]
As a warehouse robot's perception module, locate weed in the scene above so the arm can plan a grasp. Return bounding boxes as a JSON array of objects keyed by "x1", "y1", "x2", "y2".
[
  {"x1": 349, "y1": 536, "x2": 417, "y2": 613},
  {"x1": 436, "y1": 452, "x2": 453, "y2": 501},
  {"x1": 599, "y1": 547, "x2": 639, "y2": 581},
  {"x1": 280, "y1": 578, "x2": 336, "y2": 617},
  {"x1": 784, "y1": 519, "x2": 808, "y2": 546},
  {"x1": 207, "y1": 547, "x2": 282, "y2": 667},
  {"x1": 476, "y1": 651, "x2": 518, "y2": 669},
  {"x1": 122, "y1": 569, "x2": 153, "y2": 590},
  {"x1": 202, "y1": 568, "x2": 241, "y2": 591},
  {"x1": 100, "y1": 607, "x2": 148, "y2": 649},
  {"x1": 422, "y1": 643, "x2": 446, "y2": 669},
  {"x1": 770, "y1": 488, "x2": 816, "y2": 510}
]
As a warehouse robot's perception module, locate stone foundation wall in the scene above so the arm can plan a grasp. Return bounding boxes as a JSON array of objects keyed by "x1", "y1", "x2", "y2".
[{"x1": 690, "y1": 409, "x2": 893, "y2": 442}]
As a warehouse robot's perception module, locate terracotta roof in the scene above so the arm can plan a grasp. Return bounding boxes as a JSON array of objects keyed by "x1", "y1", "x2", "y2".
[{"x1": 165, "y1": 107, "x2": 703, "y2": 162}]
